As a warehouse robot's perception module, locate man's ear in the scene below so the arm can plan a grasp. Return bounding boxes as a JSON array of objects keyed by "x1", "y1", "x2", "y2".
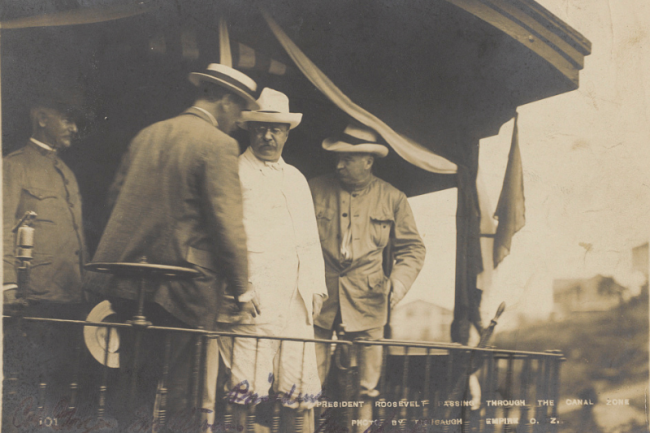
[
  {"x1": 222, "y1": 93, "x2": 245, "y2": 112},
  {"x1": 35, "y1": 108, "x2": 49, "y2": 128}
]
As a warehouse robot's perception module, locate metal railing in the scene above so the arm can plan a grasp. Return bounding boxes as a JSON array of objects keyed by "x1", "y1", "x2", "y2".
[
  {"x1": 2, "y1": 314, "x2": 563, "y2": 433},
  {"x1": 2, "y1": 246, "x2": 562, "y2": 433}
]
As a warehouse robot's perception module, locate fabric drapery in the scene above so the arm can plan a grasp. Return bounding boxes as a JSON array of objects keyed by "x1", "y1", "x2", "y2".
[
  {"x1": 493, "y1": 113, "x2": 526, "y2": 267},
  {"x1": 476, "y1": 168, "x2": 496, "y2": 293},
  {"x1": 261, "y1": 8, "x2": 457, "y2": 175}
]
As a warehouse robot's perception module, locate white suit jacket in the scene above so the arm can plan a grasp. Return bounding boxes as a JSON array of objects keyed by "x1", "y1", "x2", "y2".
[{"x1": 216, "y1": 147, "x2": 327, "y2": 325}]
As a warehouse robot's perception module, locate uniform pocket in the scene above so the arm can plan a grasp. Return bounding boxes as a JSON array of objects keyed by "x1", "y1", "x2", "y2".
[
  {"x1": 22, "y1": 187, "x2": 59, "y2": 224},
  {"x1": 26, "y1": 253, "x2": 54, "y2": 295},
  {"x1": 369, "y1": 211, "x2": 394, "y2": 248},
  {"x1": 368, "y1": 270, "x2": 387, "y2": 292},
  {"x1": 315, "y1": 207, "x2": 336, "y2": 242},
  {"x1": 24, "y1": 187, "x2": 58, "y2": 200}
]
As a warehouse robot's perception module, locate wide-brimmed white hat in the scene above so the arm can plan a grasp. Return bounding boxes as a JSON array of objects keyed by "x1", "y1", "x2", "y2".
[
  {"x1": 189, "y1": 63, "x2": 259, "y2": 110},
  {"x1": 322, "y1": 123, "x2": 389, "y2": 158},
  {"x1": 239, "y1": 88, "x2": 302, "y2": 130}
]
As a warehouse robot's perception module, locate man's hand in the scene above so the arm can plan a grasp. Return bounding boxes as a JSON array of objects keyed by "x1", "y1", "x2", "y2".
[
  {"x1": 389, "y1": 280, "x2": 407, "y2": 309},
  {"x1": 237, "y1": 290, "x2": 261, "y2": 318},
  {"x1": 312, "y1": 293, "x2": 326, "y2": 318}
]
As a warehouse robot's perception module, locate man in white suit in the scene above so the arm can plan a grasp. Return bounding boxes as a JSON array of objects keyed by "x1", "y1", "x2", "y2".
[{"x1": 204, "y1": 88, "x2": 327, "y2": 432}]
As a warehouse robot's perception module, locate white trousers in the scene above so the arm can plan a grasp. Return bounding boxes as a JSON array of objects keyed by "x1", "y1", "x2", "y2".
[{"x1": 203, "y1": 294, "x2": 321, "y2": 424}]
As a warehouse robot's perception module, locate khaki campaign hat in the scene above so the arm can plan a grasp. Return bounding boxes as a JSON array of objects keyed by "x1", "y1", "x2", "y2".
[{"x1": 322, "y1": 123, "x2": 389, "y2": 158}]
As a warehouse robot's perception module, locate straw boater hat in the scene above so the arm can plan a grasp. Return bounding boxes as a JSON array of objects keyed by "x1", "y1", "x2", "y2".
[
  {"x1": 239, "y1": 88, "x2": 302, "y2": 129},
  {"x1": 84, "y1": 300, "x2": 120, "y2": 368},
  {"x1": 188, "y1": 63, "x2": 259, "y2": 110},
  {"x1": 322, "y1": 123, "x2": 389, "y2": 158}
]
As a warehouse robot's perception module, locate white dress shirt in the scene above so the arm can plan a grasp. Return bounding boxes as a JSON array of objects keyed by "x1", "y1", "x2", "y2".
[{"x1": 238, "y1": 147, "x2": 327, "y2": 325}]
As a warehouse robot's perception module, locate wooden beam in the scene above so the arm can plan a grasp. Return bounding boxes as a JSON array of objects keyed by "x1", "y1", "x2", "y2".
[
  {"x1": 516, "y1": 0, "x2": 592, "y2": 54},
  {"x1": 482, "y1": 0, "x2": 587, "y2": 69},
  {"x1": 444, "y1": 0, "x2": 588, "y2": 89}
]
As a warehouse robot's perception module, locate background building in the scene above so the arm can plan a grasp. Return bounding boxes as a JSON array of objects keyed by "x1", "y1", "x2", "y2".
[{"x1": 390, "y1": 300, "x2": 453, "y2": 343}]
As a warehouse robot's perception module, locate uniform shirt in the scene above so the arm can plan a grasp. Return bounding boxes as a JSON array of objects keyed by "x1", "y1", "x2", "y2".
[
  {"x1": 3, "y1": 141, "x2": 86, "y2": 303},
  {"x1": 217, "y1": 147, "x2": 328, "y2": 325},
  {"x1": 309, "y1": 173, "x2": 426, "y2": 332}
]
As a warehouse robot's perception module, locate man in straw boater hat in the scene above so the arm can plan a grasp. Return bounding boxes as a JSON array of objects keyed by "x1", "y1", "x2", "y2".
[
  {"x1": 204, "y1": 88, "x2": 327, "y2": 432},
  {"x1": 85, "y1": 63, "x2": 260, "y2": 430},
  {"x1": 309, "y1": 123, "x2": 426, "y2": 424}
]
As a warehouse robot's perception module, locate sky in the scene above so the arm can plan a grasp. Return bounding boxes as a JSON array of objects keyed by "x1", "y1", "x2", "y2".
[{"x1": 401, "y1": 0, "x2": 650, "y2": 328}]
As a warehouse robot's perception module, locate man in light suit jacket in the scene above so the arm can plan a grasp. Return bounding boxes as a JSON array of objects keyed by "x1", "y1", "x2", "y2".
[{"x1": 85, "y1": 63, "x2": 260, "y2": 429}]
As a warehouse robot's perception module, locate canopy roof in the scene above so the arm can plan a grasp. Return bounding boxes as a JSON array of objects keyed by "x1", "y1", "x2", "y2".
[{"x1": 1, "y1": 0, "x2": 590, "y2": 248}]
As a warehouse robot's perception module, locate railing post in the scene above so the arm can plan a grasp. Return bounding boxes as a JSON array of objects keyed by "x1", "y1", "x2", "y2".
[
  {"x1": 460, "y1": 351, "x2": 473, "y2": 433},
  {"x1": 399, "y1": 346, "x2": 410, "y2": 432},
  {"x1": 157, "y1": 334, "x2": 172, "y2": 427},
  {"x1": 273, "y1": 339, "x2": 284, "y2": 433},
  {"x1": 191, "y1": 331, "x2": 204, "y2": 411},
  {"x1": 97, "y1": 324, "x2": 113, "y2": 420},
  {"x1": 224, "y1": 335, "x2": 237, "y2": 431},
  {"x1": 484, "y1": 353, "x2": 497, "y2": 433},
  {"x1": 423, "y1": 348, "x2": 432, "y2": 420},
  {"x1": 68, "y1": 338, "x2": 82, "y2": 411},
  {"x1": 519, "y1": 358, "x2": 533, "y2": 433},
  {"x1": 376, "y1": 344, "x2": 389, "y2": 425},
  {"x1": 533, "y1": 358, "x2": 546, "y2": 433},
  {"x1": 546, "y1": 351, "x2": 563, "y2": 433},
  {"x1": 271, "y1": 400, "x2": 282, "y2": 433},
  {"x1": 344, "y1": 344, "x2": 356, "y2": 430},
  {"x1": 293, "y1": 341, "x2": 307, "y2": 433},
  {"x1": 502, "y1": 355, "x2": 515, "y2": 433},
  {"x1": 246, "y1": 405, "x2": 256, "y2": 433}
]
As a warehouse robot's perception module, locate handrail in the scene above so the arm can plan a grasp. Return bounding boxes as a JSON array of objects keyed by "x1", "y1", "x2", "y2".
[
  {"x1": 5, "y1": 315, "x2": 561, "y2": 356},
  {"x1": 353, "y1": 338, "x2": 564, "y2": 358}
]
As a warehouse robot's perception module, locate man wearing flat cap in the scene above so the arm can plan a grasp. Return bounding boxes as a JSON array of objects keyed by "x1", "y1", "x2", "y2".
[
  {"x1": 205, "y1": 88, "x2": 327, "y2": 432},
  {"x1": 3, "y1": 87, "x2": 88, "y2": 425},
  {"x1": 85, "y1": 64, "x2": 259, "y2": 427},
  {"x1": 310, "y1": 123, "x2": 426, "y2": 409}
]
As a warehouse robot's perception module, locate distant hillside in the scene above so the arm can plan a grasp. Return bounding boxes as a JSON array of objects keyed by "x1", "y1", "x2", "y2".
[
  {"x1": 496, "y1": 293, "x2": 648, "y2": 390},
  {"x1": 494, "y1": 293, "x2": 648, "y2": 432}
]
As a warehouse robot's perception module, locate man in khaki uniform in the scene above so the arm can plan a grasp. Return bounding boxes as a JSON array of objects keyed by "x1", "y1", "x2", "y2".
[
  {"x1": 309, "y1": 123, "x2": 426, "y2": 404},
  {"x1": 3, "y1": 89, "x2": 88, "y2": 427}
]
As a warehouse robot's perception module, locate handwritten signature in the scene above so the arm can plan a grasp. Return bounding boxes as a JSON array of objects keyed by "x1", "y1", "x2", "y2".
[{"x1": 226, "y1": 380, "x2": 322, "y2": 406}]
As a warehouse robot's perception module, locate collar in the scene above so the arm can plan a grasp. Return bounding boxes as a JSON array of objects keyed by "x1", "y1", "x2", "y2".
[
  {"x1": 242, "y1": 147, "x2": 285, "y2": 171},
  {"x1": 30, "y1": 137, "x2": 55, "y2": 152},
  {"x1": 187, "y1": 106, "x2": 219, "y2": 128},
  {"x1": 340, "y1": 174, "x2": 375, "y2": 193}
]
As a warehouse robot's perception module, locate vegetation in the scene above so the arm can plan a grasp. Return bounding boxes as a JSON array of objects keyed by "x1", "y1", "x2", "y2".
[{"x1": 494, "y1": 292, "x2": 648, "y2": 432}]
